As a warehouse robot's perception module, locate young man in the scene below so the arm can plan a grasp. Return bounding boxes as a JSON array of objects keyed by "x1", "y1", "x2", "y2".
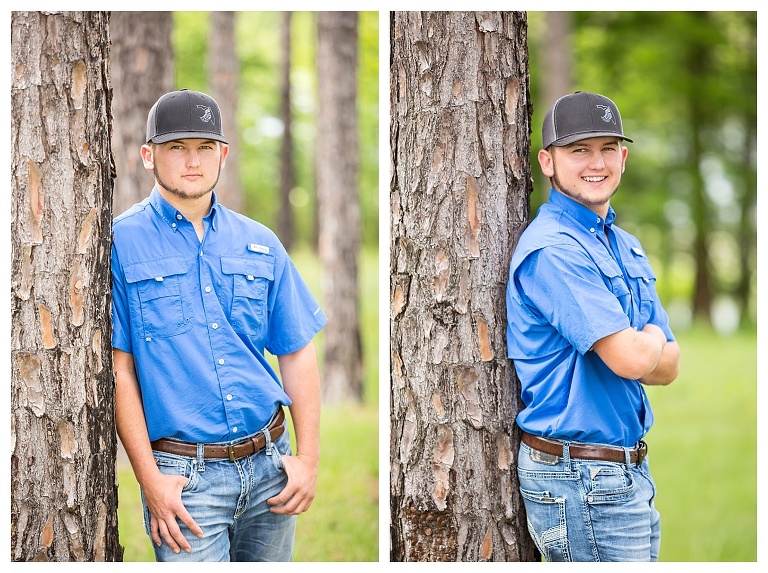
[
  {"x1": 111, "y1": 89, "x2": 327, "y2": 561},
  {"x1": 506, "y1": 91, "x2": 680, "y2": 562}
]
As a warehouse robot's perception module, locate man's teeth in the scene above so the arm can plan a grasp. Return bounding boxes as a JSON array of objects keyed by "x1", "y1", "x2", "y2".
[{"x1": 583, "y1": 176, "x2": 605, "y2": 182}]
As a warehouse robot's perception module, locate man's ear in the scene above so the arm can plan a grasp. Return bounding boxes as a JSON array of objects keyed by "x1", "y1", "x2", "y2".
[
  {"x1": 219, "y1": 143, "x2": 229, "y2": 168},
  {"x1": 538, "y1": 148, "x2": 554, "y2": 178},
  {"x1": 140, "y1": 144, "x2": 154, "y2": 172}
]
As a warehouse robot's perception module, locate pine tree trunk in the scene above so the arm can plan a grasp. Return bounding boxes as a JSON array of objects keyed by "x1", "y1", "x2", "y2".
[
  {"x1": 208, "y1": 11, "x2": 243, "y2": 212},
  {"x1": 11, "y1": 11, "x2": 121, "y2": 561},
  {"x1": 390, "y1": 11, "x2": 536, "y2": 561},
  {"x1": 278, "y1": 11, "x2": 296, "y2": 250},
  {"x1": 110, "y1": 11, "x2": 173, "y2": 217},
  {"x1": 316, "y1": 11, "x2": 363, "y2": 403}
]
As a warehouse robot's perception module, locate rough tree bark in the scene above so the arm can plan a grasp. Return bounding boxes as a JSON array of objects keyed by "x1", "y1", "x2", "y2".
[
  {"x1": 316, "y1": 11, "x2": 363, "y2": 403},
  {"x1": 390, "y1": 11, "x2": 537, "y2": 561},
  {"x1": 208, "y1": 10, "x2": 243, "y2": 212},
  {"x1": 10, "y1": 11, "x2": 120, "y2": 561},
  {"x1": 110, "y1": 11, "x2": 173, "y2": 217}
]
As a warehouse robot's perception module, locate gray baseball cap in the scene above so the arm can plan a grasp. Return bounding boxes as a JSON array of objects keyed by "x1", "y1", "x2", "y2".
[
  {"x1": 146, "y1": 89, "x2": 228, "y2": 144},
  {"x1": 542, "y1": 91, "x2": 632, "y2": 148}
]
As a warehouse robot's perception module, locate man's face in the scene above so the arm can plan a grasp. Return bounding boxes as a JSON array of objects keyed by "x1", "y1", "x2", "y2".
[
  {"x1": 141, "y1": 139, "x2": 229, "y2": 201},
  {"x1": 538, "y1": 136, "x2": 628, "y2": 216}
]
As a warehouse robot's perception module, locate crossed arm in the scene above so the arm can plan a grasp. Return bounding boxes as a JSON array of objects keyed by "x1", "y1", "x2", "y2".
[{"x1": 591, "y1": 323, "x2": 680, "y2": 385}]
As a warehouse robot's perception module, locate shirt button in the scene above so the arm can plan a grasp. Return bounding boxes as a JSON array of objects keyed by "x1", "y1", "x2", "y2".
[
  {"x1": 212, "y1": 323, "x2": 219, "y2": 329},
  {"x1": 145, "y1": 337, "x2": 151, "y2": 342},
  {"x1": 590, "y1": 227, "x2": 596, "y2": 233},
  {"x1": 232, "y1": 426, "x2": 238, "y2": 433},
  {"x1": 218, "y1": 358, "x2": 225, "y2": 365},
  {"x1": 171, "y1": 223, "x2": 177, "y2": 228},
  {"x1": 205, "y1": 286, "x2": 212, "y2": 293},
  {"x1": 226, "y1": 394, "x2": 233, "y2": 401},
  {"x1": 176, "y1": 214, "x2": 182, "y2": 220}
]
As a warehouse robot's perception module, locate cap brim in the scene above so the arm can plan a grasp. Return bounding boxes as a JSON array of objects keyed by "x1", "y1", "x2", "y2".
[
  {"x1": 149, "y1": 131, "x2": 228, "y2": 144},
  {"x1": 551, "y1": 131, "x2": 633, "y2": 146}
]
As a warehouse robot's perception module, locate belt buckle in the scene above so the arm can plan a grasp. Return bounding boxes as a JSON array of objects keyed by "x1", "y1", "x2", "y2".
[
  {"x1": 636, "y1": 440, "x2": 648, "y2": 466},
  {"x1": 227, "y1": 444, "x2": 237, "y2": 462}
]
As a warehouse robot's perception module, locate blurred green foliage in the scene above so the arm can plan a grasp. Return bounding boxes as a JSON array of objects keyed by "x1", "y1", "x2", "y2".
[
  {"x1": 527, "y1": 11, "x2": 757, "y2": 332},
  {"x1": 171, "y1": 11, "x2": 379, "y2": 248}
]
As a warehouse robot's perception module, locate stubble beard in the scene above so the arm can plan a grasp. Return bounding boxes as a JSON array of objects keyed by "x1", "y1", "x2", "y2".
[
  {"x1": 551, "y1": 169, "x2": 620, "y2": 210},
  {"x1": 154, "y1": 160, "x2": 223, "y2": 201}
]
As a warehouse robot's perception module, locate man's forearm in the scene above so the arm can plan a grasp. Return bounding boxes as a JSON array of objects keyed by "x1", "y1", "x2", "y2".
[
  {"x1": 278, "y1": 342, "x2": 321, "y2": 461},
  {"x1": 640, "y1": 340, "x2": 680, "y2": 386}
]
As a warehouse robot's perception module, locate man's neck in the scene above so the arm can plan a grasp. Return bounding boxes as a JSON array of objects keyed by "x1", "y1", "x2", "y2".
[{"x1": 156, "y1": 186, "x2": 213, "y2": 223}]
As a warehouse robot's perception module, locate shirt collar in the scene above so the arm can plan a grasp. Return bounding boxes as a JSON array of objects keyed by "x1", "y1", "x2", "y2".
[
  {"x1": 548, "y1": 187, "x2": 616, "y2": 231},
  {"x1": 148, "y1": 187, "x2": 220, "y2": 232}
]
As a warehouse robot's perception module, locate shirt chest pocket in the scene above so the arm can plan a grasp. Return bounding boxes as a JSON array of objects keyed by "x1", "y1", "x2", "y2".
[
  {"x1": 220, "y1": 256, "x2": 274, "y2": 338},
  {"x1": 124, "y1": 256, "x2": 192, "y2": 339},
  {"x1": 594, "y1": 256, "x2": 631, "y2": 317},
  {"x1": 624, "y1": 256, "x2": 657, "y2": 325}
]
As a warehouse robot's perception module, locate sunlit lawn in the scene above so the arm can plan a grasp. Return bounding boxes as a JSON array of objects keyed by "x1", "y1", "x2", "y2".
[
  {"x1": 117, "y1": 247, "x2": 379, "y2": 562},
  {"x1": 645, "y1": 325, "x2": 757, "y2": 561}
]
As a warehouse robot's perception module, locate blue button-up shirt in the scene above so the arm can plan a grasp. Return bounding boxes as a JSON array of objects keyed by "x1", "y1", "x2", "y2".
[
  {"x1": 111, "y1": 188, "x2": 327, "y2": 443},
  {"x1": 506, "y1": 189, "x2": 674, "y2": 447}
]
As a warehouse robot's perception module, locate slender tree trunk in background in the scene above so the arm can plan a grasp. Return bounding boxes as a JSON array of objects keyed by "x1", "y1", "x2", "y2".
[
  {"x1": 390, "y1": 11, "x2": 536, "y2": 561},
  {"x1": 536, "y1": 11, "x2": 573, "y2": 205},
  {"x1": 110, "y1": 11, "x2": 173, "y2": 216},
  {"x1": 737, "y1": 125, "x2": 756, "y2": 327},
  {"x1": 11, "y1": 11, "x2": 121, "y2": 561},
  {"x1": 279, "y1": 11, "x2": 296, "y2": 249},
  {"x1": 316, "y1": 11, "x2": 363, "y2": 403},
  {"x1": 208, "y1": 11, "x2": 243, "y2": 212},
  {"x1": 687, "y1": 12, "x2": 713, "y2": 325}
]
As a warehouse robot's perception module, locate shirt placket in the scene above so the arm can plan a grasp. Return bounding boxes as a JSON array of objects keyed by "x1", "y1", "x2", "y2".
[{"x1": 196, "y1": 218, "x2": 244, "y2": 439}]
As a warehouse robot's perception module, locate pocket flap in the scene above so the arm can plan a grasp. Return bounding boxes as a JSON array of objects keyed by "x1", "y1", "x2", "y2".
[
  {"x1": 220, "y1": 256, "x2": 274, "y2": 281},
  {"x1": 124, "y1": 256, "x2": 188, "y2": 283}
]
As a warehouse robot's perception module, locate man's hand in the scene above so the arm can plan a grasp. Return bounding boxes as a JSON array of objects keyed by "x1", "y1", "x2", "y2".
[
  {"x1": 141, "y1": 471, "x2": 203, "y2": 553},
  {"x1": 267, "y1": 453, "x2": 319, "y2": 515}
]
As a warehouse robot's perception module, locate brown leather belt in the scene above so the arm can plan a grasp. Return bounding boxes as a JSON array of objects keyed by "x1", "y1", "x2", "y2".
[
  {"x1": 151, "y1": 407, "x2": 285, "y2": 462},
  {"x1": 522, "y1": 431, "x2": 648, "y2": 466}
]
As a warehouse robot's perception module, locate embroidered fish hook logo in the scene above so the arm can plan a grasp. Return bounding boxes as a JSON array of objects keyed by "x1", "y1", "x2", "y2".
[
  {"x1": 595, "y1": 104, "x2": 616, "y2": 125},
  {"x1": 197, "y1": 104, "x2": 215, "y2": 125}
]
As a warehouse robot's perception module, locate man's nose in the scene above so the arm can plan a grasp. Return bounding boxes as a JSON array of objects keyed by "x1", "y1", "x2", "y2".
[
  {"x1": 186, "y1": 150, "x2": 201, "y2": 167},
  {"x1": 588, "y1": 151, "x2": 606, "y2": 169}
]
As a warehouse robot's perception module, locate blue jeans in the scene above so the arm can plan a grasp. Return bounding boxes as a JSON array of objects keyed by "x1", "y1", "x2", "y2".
[
  {"x1": 517, "y1": 441, "x2": 661, "y2": 562},
  {"x1": 142, "y1": 427, "x2": 295, "y2": 561}
]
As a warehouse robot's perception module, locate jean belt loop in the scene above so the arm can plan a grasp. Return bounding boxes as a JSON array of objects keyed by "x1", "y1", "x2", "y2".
[
  {"x1": 623, "y1": 446, "x2": 632, "y2": 467},
  {"x1": 196, "y1": 442, "x2": 206, "y2": 472},
  {"x1": 561, "y1": 440, "x2": 571, "y2": 466},
  {"x1": 262, "y1": 424, "x2": 274, "y2": 456}
]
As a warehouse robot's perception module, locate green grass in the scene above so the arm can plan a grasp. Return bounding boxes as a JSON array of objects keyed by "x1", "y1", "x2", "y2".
[
  {"x1": 117, "y1": 247, "x2": 380, "y2": 561},
  {"x1": 644, "y1": 325, "x2": 757, "y2": 561}
]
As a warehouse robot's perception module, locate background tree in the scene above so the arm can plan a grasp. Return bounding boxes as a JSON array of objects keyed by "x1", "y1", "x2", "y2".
[
  {"x1": 390, "y1": 11, "x2": 537, "y2": 561},
  {"x1": 527, "y1": 11, "x2": 757, "y2": 332},
  {"x1": 278, "y1": 11, "x2": 296, "y2": 249},
  {"x1": 110, "y1": 11, "x2": 174, "y2": 216},
  {"x1": 10, "y1": 11, "x2": 120, "y2": 561},
  {"x1": 208, "y1": 11, "x2": 243, "y2": 212},
  {"x1": 316, "y1": 11, "x2": 363, "y2": 404}
]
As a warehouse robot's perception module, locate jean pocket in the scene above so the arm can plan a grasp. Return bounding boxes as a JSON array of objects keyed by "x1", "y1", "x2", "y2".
[
  {"x1": 519, "y1": 487, "x2": 570, "y2": 562},
  {"x1": 582, "y1": 463, "x2": 635, "y2": 504},
  {"x1": 153, "y1": 451, "x2": 198, "y2": 493}
]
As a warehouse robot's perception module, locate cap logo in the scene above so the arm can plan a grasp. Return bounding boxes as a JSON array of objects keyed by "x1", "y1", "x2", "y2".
[
  {"x1": 197, "y1": 104, "x2": 215, "y2": 125},
  {"x1": 595, "y1": 104, "x2": 616, "y2": 125}
]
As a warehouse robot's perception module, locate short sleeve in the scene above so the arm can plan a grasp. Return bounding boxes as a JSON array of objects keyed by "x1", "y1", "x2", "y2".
[
  {"x1": 265, "y1": 250, "x2": 327, "y2": 356},
  {"x1": 517, "y1": 245, "x2": 630, "y2": 355}
]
